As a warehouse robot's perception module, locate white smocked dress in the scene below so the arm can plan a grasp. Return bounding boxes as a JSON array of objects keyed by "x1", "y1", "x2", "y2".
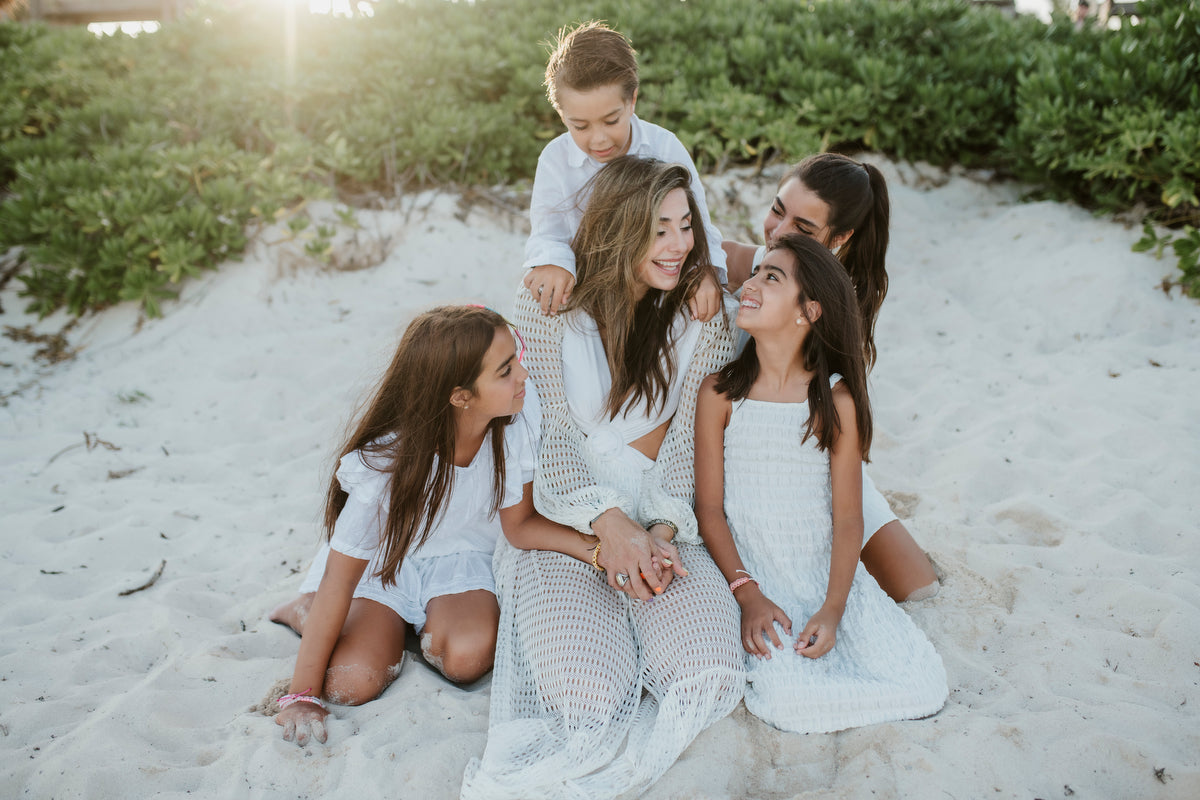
[
  {"x1": 723, "y1": 382, "x2": 948, "y2": 734},
  {"x1": 741, "y1": 244, "x2": 898, "y2": 543},
  {"x1": 461, "y1": 291, "x2": 744, "y2": 800}
]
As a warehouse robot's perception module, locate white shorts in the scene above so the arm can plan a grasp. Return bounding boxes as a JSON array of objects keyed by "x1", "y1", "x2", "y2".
[
  {"x1": 862, "y1": 467, "x2": 897, "y2": 545},
  {"x1": 298, "y1": 542, "x2": 496, "y2": 633}
]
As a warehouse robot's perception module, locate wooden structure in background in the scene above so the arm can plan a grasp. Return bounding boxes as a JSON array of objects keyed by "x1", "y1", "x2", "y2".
[{"x1": 23, "y1": 0, "x2": 193, "y2": 24}]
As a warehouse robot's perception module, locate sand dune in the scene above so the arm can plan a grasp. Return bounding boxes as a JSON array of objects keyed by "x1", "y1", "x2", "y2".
[{"x1": 2, "y1": 159, "x2": 1197, "y2": 799}]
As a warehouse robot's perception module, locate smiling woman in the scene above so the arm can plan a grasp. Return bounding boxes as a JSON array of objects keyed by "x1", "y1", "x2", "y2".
[{"x1": 463, "y1": 156, "x2": 744, "y2": 799}]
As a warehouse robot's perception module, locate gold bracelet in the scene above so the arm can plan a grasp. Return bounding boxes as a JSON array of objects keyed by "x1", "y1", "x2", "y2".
[{"x1": 590, "y1": 541, "x2": 603, "y2": 571}]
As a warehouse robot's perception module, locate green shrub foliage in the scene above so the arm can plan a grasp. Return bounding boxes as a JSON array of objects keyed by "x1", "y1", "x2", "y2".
[
  {"x1": 1008, "y1": 0, "x2": 1200, "y2": 226},
  {"x1": 1, "y1": 0, "x2": 1197, "y2": 316}
]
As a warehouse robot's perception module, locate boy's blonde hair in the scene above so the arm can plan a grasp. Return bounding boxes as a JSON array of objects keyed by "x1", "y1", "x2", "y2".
[{"x1": 544, "y1": 21, "x2": 639, "y2": 112}]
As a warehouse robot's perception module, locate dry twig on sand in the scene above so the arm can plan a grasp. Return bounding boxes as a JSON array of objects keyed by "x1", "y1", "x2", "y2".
[{"x1": 118, "y1": 559, "x2": 166, "y2": 597}]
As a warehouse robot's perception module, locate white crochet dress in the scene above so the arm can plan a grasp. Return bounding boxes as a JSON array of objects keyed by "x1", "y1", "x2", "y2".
[
  {"x1": 461, "y1": 290, "x2": 744, "y2": 800},
  {"x1": 724, "y1": 392, "x2": 948, "y2": 734}
]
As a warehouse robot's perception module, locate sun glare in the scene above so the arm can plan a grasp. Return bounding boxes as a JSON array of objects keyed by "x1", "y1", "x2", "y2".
[
  {"x1": 277, "y1": 0, "x2": 372, "y2": 16},
  {"x1": 87, "y1": 20, "x2": 160, "y2": 37},
  {"x1": 86, "y1": 0, "x2": 373, "y2": 36}
]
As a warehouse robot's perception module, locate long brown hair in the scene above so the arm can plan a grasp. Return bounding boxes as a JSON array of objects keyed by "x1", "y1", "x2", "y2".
[
  {"x1": 784, "y1": 153, "x2": 890, "y2": 369},
  {"x1": 322, "y1": 306, "x2": 513, "y2": 586},
  {"x1": 567, "y1": 155, "x2": 715, "y2": 419},
  {"x1": 716, "y1": 234, "x2": 872, "y2": 461}
]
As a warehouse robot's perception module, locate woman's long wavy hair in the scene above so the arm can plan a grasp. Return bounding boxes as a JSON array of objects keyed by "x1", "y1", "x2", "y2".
[
  {"x1": 784, "y1": 153, "x2": 890, "y2": 369},
  {"x1": 566, "y1": 155, "x2": 716, "y2": 419},
  {"x1": 322, "y1": 306, "x2": 513, "y2": 586},
  {"x1": 716, "y1": 234, "x2": 872, "y2": 461}
]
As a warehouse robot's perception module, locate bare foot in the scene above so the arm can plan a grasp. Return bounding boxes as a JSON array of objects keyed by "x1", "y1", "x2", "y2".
[{"x1": 269, "y1": 593, "x2": 316, "y2": 635}]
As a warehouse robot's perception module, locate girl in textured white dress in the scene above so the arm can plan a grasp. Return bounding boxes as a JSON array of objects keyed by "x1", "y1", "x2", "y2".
[
  {"x1": 696, "y1": 235, "x2": 947, "y2": 734},
  {"x1": 723, "y1": 153, "x2": 939, "y2": 603},
  {"x1": 462, "y1": 156, "x2": 744, "y2": 799},
  {"x1": 269, "y1": 305, "x2": 548, "y2": 747}
]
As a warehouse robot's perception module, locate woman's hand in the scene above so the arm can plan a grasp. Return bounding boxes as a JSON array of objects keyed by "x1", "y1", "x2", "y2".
[
  {"x1": 735, "y1": 583, "x2": 792, "y2": 659},
  {"x1": 795, "y1": 604, "x2": 843, "y2": 659},
  {"x1": 275, "y1": 701, "x2": 330, "y2": 746},
  {"x1": 591, "y1": 509, "x2": 662, "y2": 602}
]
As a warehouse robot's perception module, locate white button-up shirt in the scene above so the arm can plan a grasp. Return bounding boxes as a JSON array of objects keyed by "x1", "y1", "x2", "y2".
[{"x1": 523, "y1": 115, "x2": 727, "y2": 284}]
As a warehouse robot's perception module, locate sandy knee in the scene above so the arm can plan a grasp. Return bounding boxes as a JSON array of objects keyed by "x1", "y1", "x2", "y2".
[
  {"x1": 323, "y1": 660, "x2": 402, "y2": 706},
  {"x1": 421, "y1": 629, "x2": 495, "y2": 684}
]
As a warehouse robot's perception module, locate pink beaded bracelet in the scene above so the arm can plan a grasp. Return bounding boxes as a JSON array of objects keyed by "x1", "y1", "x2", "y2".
[
  {"x1": 728, "y1": 576, "x2": 756, "y2": 592},
  {"x1": 277, "y1": 689, "x2": 327, "y2": 711}
]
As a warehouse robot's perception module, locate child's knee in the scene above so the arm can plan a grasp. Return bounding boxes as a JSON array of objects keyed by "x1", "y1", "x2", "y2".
[
  {"x1": 322, "y1": 662, "x2": 398, "y2": 706},
  {"x1": 421, "y1": 626, "x2": 496, "y2": 684}
]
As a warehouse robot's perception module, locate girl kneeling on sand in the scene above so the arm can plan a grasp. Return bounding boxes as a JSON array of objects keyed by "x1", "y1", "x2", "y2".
[
  {"x1": 270, "y1": 305, "x2": 553, "y2": 746},
  {"x1": 696, "y1": 235, "x2": 947, "y2": 734}
]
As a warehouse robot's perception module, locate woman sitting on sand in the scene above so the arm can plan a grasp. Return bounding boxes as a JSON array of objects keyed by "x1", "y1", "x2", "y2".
[
  {"x1": 461, "y1": 156, "x2": 744, "y2": 800},
  {"x1": 723, "y1": 153, "x2": 939, "y2": 603}
]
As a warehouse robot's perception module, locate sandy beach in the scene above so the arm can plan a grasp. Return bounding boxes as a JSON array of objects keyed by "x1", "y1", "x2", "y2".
[{"x1": 2, "y1": 158, "x2": 1198, "y2": 799}]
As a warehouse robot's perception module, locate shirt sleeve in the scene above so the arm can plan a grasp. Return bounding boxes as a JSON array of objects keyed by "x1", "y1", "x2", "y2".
[
  {"x1": 513, "y1": 286, "x2": 637, "y2": 532},
  {"x1": 523, "y1": 145, "x2": 580, "y2": 275},
  {"x1": 636, "y1": 298, "x2": 738, "y2": 544},
  {"x1": 501, "y1": 382, "x2": 542, "y2": 509},
  {"x1": 328, "y1": 450, "x2": 391, "y2": 560},
  {"x1": 659, "y1": 132, "x2": 728, "y2": 285}
]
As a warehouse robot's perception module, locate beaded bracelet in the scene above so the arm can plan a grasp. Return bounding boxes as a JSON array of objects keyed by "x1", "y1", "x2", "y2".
[
  {"x1": 590, "y1": 541, "x2": 604, "y2": 572},
  {"x1": 278, "y1": 690, "x2": 327, "y2": 711},
  {"x1": 728, "y1": 576, "x2": 757, "y2": 593},
  {"x1": 645, "y1": 518, "x2": 679, "y2": 539}
]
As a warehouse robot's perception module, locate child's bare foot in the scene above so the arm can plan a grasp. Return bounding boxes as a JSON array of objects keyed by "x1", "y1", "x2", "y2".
[{"x1": 269, "y1": 593, "x2": 316, "y2": 635}]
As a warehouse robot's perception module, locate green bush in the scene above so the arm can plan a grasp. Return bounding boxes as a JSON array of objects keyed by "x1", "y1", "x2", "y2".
[
  {"x1": 1, "y1": 0, "x2": 1197, "y2": 317},
  {"x1": 1009, "y1": 0, "x2": 1200, "y2": 226}
]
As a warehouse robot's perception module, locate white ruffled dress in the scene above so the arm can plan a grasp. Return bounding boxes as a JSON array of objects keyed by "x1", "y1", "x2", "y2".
[
  {"x1": 461, "y1": 291, "x2": 744, "y2": 800},
  {"x1": 723, "y1": 380, "x2": 948, "y2": 733},
  {"x1": 297, "y1": 393, "x2": 540, "y2": 633}
]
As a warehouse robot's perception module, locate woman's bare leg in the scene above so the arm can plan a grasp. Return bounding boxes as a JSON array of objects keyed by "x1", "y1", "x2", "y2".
[{"x1": 860, "y1": 520, "x2": 939, "y2": 602}]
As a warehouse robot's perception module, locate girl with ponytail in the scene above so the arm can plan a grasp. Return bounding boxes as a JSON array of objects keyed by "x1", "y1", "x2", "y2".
[{"x1": 723, "y1": 154, "x2": 938, "y2": 603}]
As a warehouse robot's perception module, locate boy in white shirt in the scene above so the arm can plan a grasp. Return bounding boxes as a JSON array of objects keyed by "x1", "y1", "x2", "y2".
[{"x1": 523, "y1": 21, "x2": 726, "y2": 320}]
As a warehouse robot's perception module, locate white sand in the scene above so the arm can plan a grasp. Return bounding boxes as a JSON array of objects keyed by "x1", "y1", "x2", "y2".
[{"x1": 2, "y1": 160, "x2": 1198, "y2": 799}]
